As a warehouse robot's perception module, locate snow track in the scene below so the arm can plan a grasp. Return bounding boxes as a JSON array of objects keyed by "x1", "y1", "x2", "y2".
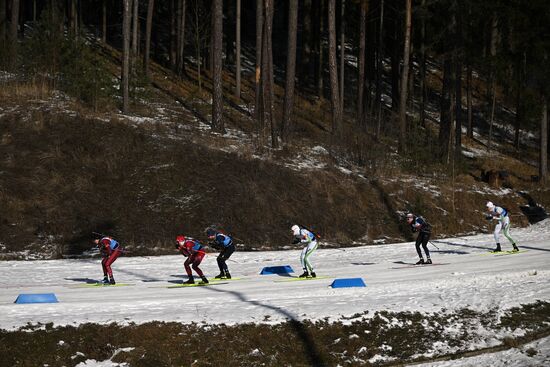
[{"x1": 1, "y1": 220, "x2": 549, "y2": 331}]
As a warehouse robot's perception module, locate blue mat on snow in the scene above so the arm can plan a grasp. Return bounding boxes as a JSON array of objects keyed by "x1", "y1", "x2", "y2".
[
  {"x1": 331, "y1": 278, "x2": 366, "y2": 288},
  {"x1": 260, "y1": 265, "x2": 294, "y2": 275},
  {"x1": 15, "y1": 293, "x2": 59, "y2": 304}
]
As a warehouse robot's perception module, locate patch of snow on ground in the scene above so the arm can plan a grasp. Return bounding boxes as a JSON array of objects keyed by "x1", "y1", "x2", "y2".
[{"x1": 409, "y1": 335, "x2": 550, "y2": 366}]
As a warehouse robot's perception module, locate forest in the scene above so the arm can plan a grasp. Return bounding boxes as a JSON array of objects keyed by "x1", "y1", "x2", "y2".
[
  {"x1": 0, "y1": 0, "x2": 549, "y2": 254},
  {"x1": 1, "y1": 0, "x2": 548, "y2": 176}
]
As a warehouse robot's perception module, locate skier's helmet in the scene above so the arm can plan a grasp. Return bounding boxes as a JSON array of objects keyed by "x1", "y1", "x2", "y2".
[
  {"x1": 291, "y1": 225, "x2": 300, "y2": 236},
  {"x1": 176, "y1": 235, "x2": 185, "y2": 243},
  {"x1": 206, "y1": 228, "x2": 216, "y2": 237},
  {"x1": 406, "y1": 213, "x2": 414, "y2": 222},
  {"x1": 486, "y1": 201, "x2": 495, "y2": 210}
]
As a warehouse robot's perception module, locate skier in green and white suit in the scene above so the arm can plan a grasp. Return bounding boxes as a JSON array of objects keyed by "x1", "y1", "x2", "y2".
[
  {"x1": 291, "y1": 224, "x2": 318, "y2": 278},
  {"x1": 486, "y1": 201, "x2": 519, "y2": 252}
]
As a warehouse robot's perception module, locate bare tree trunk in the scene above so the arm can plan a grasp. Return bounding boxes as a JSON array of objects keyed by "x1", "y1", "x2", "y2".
[
  {"x1": 131, "y1": 0, "x2": 139, "y2": 58},
  {"x1": 177, "y1": 0, "x2": 187, "y2": 77},
  {"x1": 195, "y1": 3, "x2": 202, "y2": 92},
  {"x1": 235, "y1": 0, "x2": 241, "y2": 98},
  {"x1": 102, "y1": 0, "x2": 107, "y2": 43},
  {"x1": 69, "y1": 0, "x2": 77, "y2": 36},
  {"x1": 375, "y1": 0, "x2": 384, "y2": 139},
  {"x1": 419, "y1": 0, "x2": 426, "y2": 128},
  {"x1": 316, "y1": 0, "x2": 324, "y2": 97},
  {"x1": 328, "y1": 0, "x2": 342, "y2": 135},
  {"x1": 281, "y1": 0, "x2": 298, "y2": 142},
  {"x1": 144, "y1": 0, "x2": 154, "y2": 79},
  {"x1": 541, "y1": 96, "x2": 548, "y2": 184},
  {"x1": 339, "y1": 0, "x2": 345, "y2": 111},
  {"x1": 176, "y1": 0, "x2": 182, "y2": 73},
  {"x1": 261, "y1": 0, "x2": 276, "y2": 148},
  {"x1": 439, "y1": 56, "x2": 453, "y2": 162},
  {"x1": 357, "y1": 0, "x2": 367, "y2": 128},
  {"x1": 0, "y1": 0, "x2": 6, "y2": 42},
  {"x1": 454, "y1": 0, "x2": 463, "y2": 158},
  {"x1": 466, "y1": 64, "x2": 473, "y2": 138},
  {"x1": 122, "y1": 0, "x2": 132, "y2": 114},
  {"x1": 9, "y1": 0, "x2": 19, "y2": 44},
  {"x1": 398, "y1": 0, "x2": 412, "y2": 154},
  {"x1": 391, "y1": 13, "x2": 400, "y2": 113},
  {"x1": 514, "y1": 52, "x2": 525, "y2": 150},
  {"x1": 301, "y1": 0, "x2": 312, "y2": 81},
  {"x1": 487, "y1": 13, "x2": 498, "y2": 147},
  {"x1": 488, "y1": 79, "x2": 496, "y2": 151},
  {"x1": 170, "y1": 0, "x2": 176, "y2": 71},
  {"x1": 211, "y1": 0, "x2": 224, "y2": 133},
  {"x1": 255, "y1": 0, "x2": 264, "y2": 126}
]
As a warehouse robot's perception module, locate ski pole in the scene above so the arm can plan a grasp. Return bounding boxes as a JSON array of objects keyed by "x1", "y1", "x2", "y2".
[{"x1": 429, "y1": 241, "x2": 440, "y2": 250}]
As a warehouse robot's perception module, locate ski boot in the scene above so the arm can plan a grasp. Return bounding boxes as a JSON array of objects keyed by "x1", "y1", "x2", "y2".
[
  {"x1": 183, "y1": 276, "x2": 195, "y2": 285},
  {"x1": 492, "y1": 243, "x2": 502, "y2": 253},
  {"x1": 224, "y1": 270, "x2": 231, "y2": 279},
  {"x1": 200, "y1": 276, "x2": 209, "y2": 284},
  {"x1": 512, "y1": 244, "x2": 519, "y2": 252},
  {"x1": 425, "y1": 258, "x2": 432, "y2": 265},
  {"x1": 101, "y1": 276, "x2": 109, "y2": 285},
  {"x1": 109, "y1": 276, "x2": 116, "y2": 285},
  {"x1": 415, "y1": 258, "x2": 425, "y2": 265},
  {"x1": 299, "y1": 270, "x2": 310, "y2": 278},
  {"x1": 214, "y1": 272, "x2": 225, "y2": 279},
  {"x1": 309, "y1": 272, "x2": 317, "y2": 278}
]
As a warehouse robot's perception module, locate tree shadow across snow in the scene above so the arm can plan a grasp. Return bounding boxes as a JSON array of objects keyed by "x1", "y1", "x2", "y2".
[
  {"x1": 203, "y1": 286, "x2": 328, "y2": 366},
  {"x1": 432, "y1": 239, "x2": 550, "y2": 253},
  {"x1": 429, "y1": 250, "x2": 469, "y2": 255}
]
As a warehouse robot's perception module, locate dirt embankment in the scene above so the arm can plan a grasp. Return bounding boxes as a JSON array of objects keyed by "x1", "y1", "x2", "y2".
[{"x1": 1, "y1": 106, "x2": 548, "y2": 259}]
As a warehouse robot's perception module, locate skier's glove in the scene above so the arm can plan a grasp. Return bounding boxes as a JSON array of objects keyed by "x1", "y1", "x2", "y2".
[
  {"x1": 209, "y1": 241, "x2": 221, "y2": 250},
  {"x1": 291, "y1": 237, "x2": 301, "y2": 244},
  {"x1": 485, "y1": 214, "x2": 493, "y2": 221}
]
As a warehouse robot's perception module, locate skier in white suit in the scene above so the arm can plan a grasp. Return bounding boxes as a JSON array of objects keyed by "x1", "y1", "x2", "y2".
[
  {"x1": 486, "y1": 201, "x2": 519, "y2": 252},
  {"x1": 291, "y1": 224, "x2": 319, "y2": 278}
]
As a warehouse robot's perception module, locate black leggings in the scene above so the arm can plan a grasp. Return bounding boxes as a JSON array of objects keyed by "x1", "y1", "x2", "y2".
[
  {"x1": 415, "y1": 232, "x2": 431, "y2": 259},
  {"x1": 217, "y1": 244, "x2": 235, "y2": 272}
]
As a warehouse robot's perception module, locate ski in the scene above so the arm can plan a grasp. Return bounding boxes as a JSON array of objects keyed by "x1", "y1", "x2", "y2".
[
  {"x1": 274, "y1": 276, "x2": 331, "y2": 283},
  {"x1": 166, "y1": 282, "x2": 229, "y2": 288},
  {"x1": 492, "y1": 250, "x2": 528, "y2": 256},
  {"x1": 481, "y1": 250, "x2": 527, "y2": 256}
]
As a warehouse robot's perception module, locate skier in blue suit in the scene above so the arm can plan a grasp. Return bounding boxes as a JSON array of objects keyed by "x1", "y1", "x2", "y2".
[
  {"x1": 206, "y1": 227, "x2": 235, "y2": 279},
  {"x1": 406, "y1": 213, "x2": 432, "y2": 265}
]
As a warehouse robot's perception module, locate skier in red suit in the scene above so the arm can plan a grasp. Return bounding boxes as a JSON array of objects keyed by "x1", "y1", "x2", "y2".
[
  {"x1": 94, "y1": 236, "x2": 122, "y2": 285},
  {"x1": 176, "y1": 235, "x2": 209, "y2": 285}
]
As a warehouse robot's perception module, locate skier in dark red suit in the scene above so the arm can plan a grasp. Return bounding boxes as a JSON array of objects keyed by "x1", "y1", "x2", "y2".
[
  {"x1": 176, "y1": 235, "x2": 209, "y2": 285},
  {"x1": 94, "y1": 236, "x2": 122, "y2": 284}
]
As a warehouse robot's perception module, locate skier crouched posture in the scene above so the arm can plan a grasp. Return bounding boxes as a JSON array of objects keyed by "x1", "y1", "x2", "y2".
[
  {"x1": 291, "y1": 224, "x2": 318, "y2": 278},
  {"x1": 406, "y1": 213, "x2": 432, "y2": 265},
  {"x1": 176, "y1": 235, "x2": 209, "y2": 284},
  {"x1": 486, "y1": 201, "x2": 519, "y2": 252},
  {"x1": 206, "y1": 228, "x2": 235, "y2": 279},
  {"x1": 94, "y1": 236, "x2": 122, "y2": 284}
]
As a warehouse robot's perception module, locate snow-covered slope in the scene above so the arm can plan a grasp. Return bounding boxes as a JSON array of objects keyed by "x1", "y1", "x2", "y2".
[{"x1": 1, "y1": 220, "x2": 548, "y2": 332}]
